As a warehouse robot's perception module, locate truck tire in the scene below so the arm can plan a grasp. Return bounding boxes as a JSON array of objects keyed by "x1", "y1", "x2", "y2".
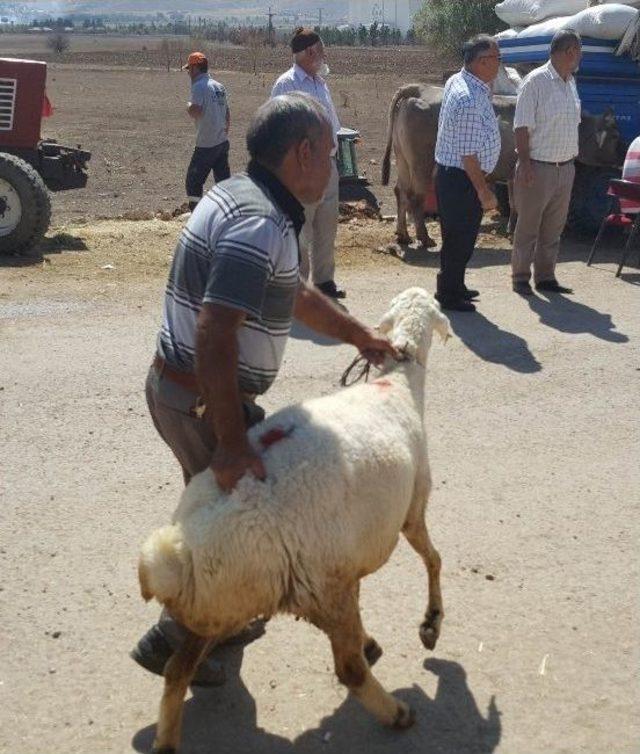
[{"x1": 0, "y1": 152, "x2": 52, "y2": 256}]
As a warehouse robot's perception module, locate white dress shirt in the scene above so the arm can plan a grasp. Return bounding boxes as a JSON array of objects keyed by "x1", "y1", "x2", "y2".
[
  {"x1": 271, "y1": 63, "x2": 341, "y2": 145},
  {"x1": 514, "y1": 61, "x2": 581, "y2": 163}
]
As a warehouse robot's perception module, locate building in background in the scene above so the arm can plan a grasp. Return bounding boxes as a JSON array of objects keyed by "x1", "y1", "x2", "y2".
[{"x1": 348, "y1": 0, "x2": 422, "y2": 34}]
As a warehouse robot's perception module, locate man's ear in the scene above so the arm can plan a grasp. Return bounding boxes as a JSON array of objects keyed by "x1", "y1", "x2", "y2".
[{"x1": 296, "y1": 137, "x2": 312, "y2": 171}]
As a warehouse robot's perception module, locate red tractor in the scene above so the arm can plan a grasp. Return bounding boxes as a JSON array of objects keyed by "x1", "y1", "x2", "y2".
[{"x1": 0, "y1": 57, "x2": 90, "y2": 256}]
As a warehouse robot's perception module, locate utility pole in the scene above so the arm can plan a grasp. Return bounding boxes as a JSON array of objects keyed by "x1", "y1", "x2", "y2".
[
  {"x1": 267, "y1": 6, "x2": 276, "y2": 47},
  {"x1": 319, "y1": 8, "x2": 322, "y2": 27}
]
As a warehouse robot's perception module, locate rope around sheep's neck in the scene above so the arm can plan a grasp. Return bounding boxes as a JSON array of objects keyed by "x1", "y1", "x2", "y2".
[{"x1": 339, "y1": 347, "x2": 413, "y2": 388}]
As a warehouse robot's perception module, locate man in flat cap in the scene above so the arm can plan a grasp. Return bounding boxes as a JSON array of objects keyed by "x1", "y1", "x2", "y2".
[
  {"x1": 271, "y1": 28, "x2": 346, "y2": 301},
  {"x1": 184, "y1": 51, "x2": 231, "y2": 210}
]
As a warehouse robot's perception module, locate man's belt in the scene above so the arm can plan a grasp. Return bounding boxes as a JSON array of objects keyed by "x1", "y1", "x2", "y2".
[
  {"x1": 152, "y1": 353, "x2": 258, "y2": 403},
  {"x1": 153, "y1": 354, "x2": 200, "y2": 393},
  {"x1": 530, "y1": 158, "x2": 575, "y2": 167}
]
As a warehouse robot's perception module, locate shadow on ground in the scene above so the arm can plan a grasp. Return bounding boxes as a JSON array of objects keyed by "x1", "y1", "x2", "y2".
[
  {"x1": 0, "y1": 232, "x2": 88, "y2": 267},
  {"x1": 450, "y1": 311, "x2": 542, "y2": 373},
  {"x1": 132, "y1": 650, "x2": 500, "y2": 754},
  {"x1": 527, "y1": 293, "x2": 629, "y2": 343}
]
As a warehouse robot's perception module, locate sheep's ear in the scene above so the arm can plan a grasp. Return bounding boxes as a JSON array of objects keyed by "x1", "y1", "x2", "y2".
[
  {"x1": 377, "y1": 312, "x2": 394, "y2": 335},
  {"x1": 432, "y1": 308, "x2": 452, "y2": 343}
]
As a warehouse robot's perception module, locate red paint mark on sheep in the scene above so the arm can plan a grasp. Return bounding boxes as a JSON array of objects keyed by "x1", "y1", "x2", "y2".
[
  {"x1": 260, "y1": 426, "x2": 294, "y2": 448},
  {"x1": 373, "y1": 379, "x2": 392, "y2": 390}
]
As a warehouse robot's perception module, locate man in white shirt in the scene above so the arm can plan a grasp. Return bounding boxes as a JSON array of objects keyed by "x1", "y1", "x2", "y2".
[
  {"x1": 271, "y1": 28, "x2": 345, "y2": 301},
  {"x1": 511, "y1": 29, "x2": 582, "y2": 295}
]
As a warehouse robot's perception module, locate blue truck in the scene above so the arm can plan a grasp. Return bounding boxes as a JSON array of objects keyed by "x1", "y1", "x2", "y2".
[{"x1": 498, "y1": 35, "x2": 640, "y2": 232}]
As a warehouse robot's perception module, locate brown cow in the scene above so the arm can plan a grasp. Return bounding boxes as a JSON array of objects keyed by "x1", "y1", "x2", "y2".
[{"x1": 381, "y1": 83, "x2": 622, "y2": 246}]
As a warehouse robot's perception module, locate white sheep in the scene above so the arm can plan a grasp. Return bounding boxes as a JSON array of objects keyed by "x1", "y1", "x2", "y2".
[{"x1": 138, "y1": 287, "x2": 451, "y2": 754}]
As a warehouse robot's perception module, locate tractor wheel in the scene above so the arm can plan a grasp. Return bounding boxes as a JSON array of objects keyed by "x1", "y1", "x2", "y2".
[{"x1": 0, "y1": 152, "x2": 51, "y2": 256}]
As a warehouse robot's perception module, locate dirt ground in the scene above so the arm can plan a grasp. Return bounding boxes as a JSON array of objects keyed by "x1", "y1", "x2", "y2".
[{"x1": 1, "y1": 33, "x2": 639, "y2": 754}]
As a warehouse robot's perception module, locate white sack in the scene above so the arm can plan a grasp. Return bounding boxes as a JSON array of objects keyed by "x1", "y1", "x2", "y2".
[
  {"x1": 495, "y1": 0, "x2": 587, "y2": 26},
  {"x1": 603, "y1": 0, "x2": 640, "y2": 7},
  {"x1": 494, "y1": 27, "x2": 523, "y2": 39},
  {"x1": 569, "y1": 4, "x2": 638, "y2": 39},
  {"x1": 517, "y1": 15, "x2": 571, "y2": 36}
]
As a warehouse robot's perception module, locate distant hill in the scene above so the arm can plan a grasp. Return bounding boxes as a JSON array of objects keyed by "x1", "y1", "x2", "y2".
[{"x1": 66, "y1": 1, "x2": 349, "y2": 19}]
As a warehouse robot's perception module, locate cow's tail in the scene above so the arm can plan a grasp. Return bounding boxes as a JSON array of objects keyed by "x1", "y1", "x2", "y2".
[
  {"x1": 138, "y1": 524, "x2": 190, "y2": 605},
  {"x1": 382, "y1": 83, "x2": 425, "y2": 186}
]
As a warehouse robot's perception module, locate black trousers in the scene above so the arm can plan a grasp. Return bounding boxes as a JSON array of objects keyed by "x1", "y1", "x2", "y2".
[
  {"x1": 185, "y1": 140, "x2": 231, "y2": 206},
  {"x1": 435, "y1": 164, "x2": 483, "y2": 300}
]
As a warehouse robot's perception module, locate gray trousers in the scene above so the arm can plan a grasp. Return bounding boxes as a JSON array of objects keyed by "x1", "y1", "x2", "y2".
[
  {"x1": 145, "y1": 363, "x2": 265, "y2": 648},
  {"x1": 299, "y1": 158, "x2": 339, "y2": 285},
  {"x1": 511, "y1": 160, "x2": 575, "y2": 284}
]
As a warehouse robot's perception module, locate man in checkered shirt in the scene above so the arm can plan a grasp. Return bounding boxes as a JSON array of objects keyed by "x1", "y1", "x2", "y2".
[
  {"x1": 435, "y1": 35, "x2": 501, "y2": 312},
  {"x1": 511, "y1": 29, "x2": 582, "y2": 296}
]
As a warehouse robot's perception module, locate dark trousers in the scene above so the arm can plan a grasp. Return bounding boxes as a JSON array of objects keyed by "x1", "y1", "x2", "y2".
[
  {"x1": 185, "y1": 140, "x2": 231, "y2": 207},
  {"x1": 435, "y1": 164, "x2": 483, "y2": 300}
]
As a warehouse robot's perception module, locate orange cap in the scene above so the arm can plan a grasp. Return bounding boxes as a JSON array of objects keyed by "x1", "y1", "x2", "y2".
[{"x1": 182, "y1": 51, "x2": 207, "y2": 70}]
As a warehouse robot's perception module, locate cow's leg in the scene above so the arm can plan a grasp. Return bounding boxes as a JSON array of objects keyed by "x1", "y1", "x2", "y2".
[
  {"x1": 402, "y1": 477, "x2": 443, "y2": 651},
  {"x1": 507, "y1": 179, "x2": 517, "y2": 237},
  {"x1": 394, "y1": 183, "x2": 411, "y2": 245},
  {"x1": 152, "y1": 634, "x2": 213, "y2": 754},
  {"x1": 410, "y1": 195, "x2": 436, "y2": 248},
  {"x1": 320, "y1": 585, "x2": 414, "y2": 728}
]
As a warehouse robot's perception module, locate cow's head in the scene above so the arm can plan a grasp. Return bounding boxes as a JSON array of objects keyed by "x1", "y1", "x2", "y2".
[{"x1": 579, "y1": 108, "x2": 626, "y2": 168}]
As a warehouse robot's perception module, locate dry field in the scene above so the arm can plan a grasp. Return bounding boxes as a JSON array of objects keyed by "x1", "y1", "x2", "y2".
[{"x1": 1, "y1": 34, "x2": 454, "y2": 226}]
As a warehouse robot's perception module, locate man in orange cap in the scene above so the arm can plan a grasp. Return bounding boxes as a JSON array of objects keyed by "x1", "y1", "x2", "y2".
[{"x1": 183, "y1": 51, "x2": 231, "y2": 210}]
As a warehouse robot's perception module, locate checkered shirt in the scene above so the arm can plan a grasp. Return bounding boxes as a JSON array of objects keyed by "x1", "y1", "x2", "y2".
[
  {"x1": 514, "y1": 61, "x2": 581, "y2": 163},
  {"x1": 435, "y1": 68, "x2": 501, "y2": 174}
]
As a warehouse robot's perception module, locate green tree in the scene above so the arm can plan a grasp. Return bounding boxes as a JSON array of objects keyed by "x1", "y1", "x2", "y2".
[{"x1": 413, "y1": 0, "x2": 506, "y2": 57}]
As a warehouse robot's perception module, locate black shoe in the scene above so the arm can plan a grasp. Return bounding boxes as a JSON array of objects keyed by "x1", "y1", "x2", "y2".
[
  {"x1": 435, "y1": 294, "x2": 476, "y2": 312},
  {"x1": 462, "y1": 288, "x2": 480, "y2": 300},
  {"x1": 316, "y1": 280, "x2": 347, "y2": 299},
  {"x1": 535, "y1": 280, "x2": 573, "y2": 294},
  {"x1": 130, "y1": 625, "x2": 226, "y2": 687},
  {"x1": 513, "y1": 281, "x2": 534, "y2": 296}
]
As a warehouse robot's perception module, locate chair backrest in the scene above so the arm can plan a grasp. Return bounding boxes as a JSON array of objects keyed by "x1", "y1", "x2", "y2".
[{"x1": 607, "y1": 178, "x2": 640, "y2": 202}]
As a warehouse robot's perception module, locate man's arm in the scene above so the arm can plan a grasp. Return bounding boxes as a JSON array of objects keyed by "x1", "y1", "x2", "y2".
[
  {"x1": 462, "y1": 154, "x2": 497, "y2": 211},
  {"x1": 187, "y1": 102, "x2": 203, "y2": 119},
  {"x1": 195, "y1": 303, "x2": 266, "y2": 491},
  {"x1": 514, "y1": 126, "x2": 534, "y2": 186},
  {"x1": 294, "y1": 282, "x2": 397, "y2": 365}
]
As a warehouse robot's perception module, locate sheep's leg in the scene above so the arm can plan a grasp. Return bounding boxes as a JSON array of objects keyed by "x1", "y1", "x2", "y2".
[
  {"x1": 403, "y1": 500, "x2": 444, "y2": 651},
  {"x1": 323, "y1": 588, "x2": 414, "y2": 729},
  {"x1": 355, "y1": 581, "x2": 383, "y2": 666},
  {"x1": 153, "y1": 634, "x2": 212, "y2": 754}
]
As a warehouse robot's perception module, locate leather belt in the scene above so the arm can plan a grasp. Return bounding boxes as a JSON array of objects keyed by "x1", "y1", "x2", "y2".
[
  {"x1": 531, "y1": 158, "x2": 575, "y2": 167},
  {"x1": 153, "y1": 354, "x2": 200, "y2": 393}
]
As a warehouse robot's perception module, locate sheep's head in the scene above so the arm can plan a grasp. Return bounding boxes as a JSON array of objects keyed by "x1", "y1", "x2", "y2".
[{"x1": 378, "y1": 287, "x2": 451, "y2": 366}]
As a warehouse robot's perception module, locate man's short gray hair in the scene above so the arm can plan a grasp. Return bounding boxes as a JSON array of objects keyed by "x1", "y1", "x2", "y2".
[
  {"x1": 463, "y1": 34, "x2": 496, "y2": 66},
  {"x1": 246, "y1": 93, "x2": 331, "y2": 170},
  {"x1": 550, "y1": 28, "x2": 581, "y2": 54}
]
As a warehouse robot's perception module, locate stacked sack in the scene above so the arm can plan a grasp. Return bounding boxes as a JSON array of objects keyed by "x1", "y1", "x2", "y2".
[{"x1": 494, "y1": 1, "x2": 640, "y2": 41}]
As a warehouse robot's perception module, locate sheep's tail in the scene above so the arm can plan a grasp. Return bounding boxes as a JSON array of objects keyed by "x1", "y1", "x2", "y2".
[
  {"x1": 381, "y1": 83, "x2": 424, "y2": 186},
  {"x1": 138, "y1": 524, "x2": 189, "y2": 604}
]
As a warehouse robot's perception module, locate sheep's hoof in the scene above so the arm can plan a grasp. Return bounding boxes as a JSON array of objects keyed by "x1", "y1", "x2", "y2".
[
  {"x1": 392, "y1": 702, "x2": 416, "y2": 730},
  {"x1": 419, "y1": 611, "x2": 441, "y2": 651},
  {"x1": 396, "y1": 233, "x2": 412, "y2": 246},
  {"x1": 152, "y1": 745, "x2": 176, "y2": 754},
  {"x1": 364, "y1": 638, "x2": 383, "y2": 667},
  {"x1": 418, "y1": 236, "x2": 437, "y2": 249}
]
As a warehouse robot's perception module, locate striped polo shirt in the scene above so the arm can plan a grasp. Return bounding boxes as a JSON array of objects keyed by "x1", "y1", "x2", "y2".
[{"x1": 157, "y1": 162, "x2": 304, "y2": 395}]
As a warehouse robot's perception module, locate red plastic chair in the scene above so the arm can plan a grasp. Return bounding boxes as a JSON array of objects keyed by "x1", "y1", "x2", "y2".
[{"x1": 587, "y1": 179, "x2": 640, "y2": 277}]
